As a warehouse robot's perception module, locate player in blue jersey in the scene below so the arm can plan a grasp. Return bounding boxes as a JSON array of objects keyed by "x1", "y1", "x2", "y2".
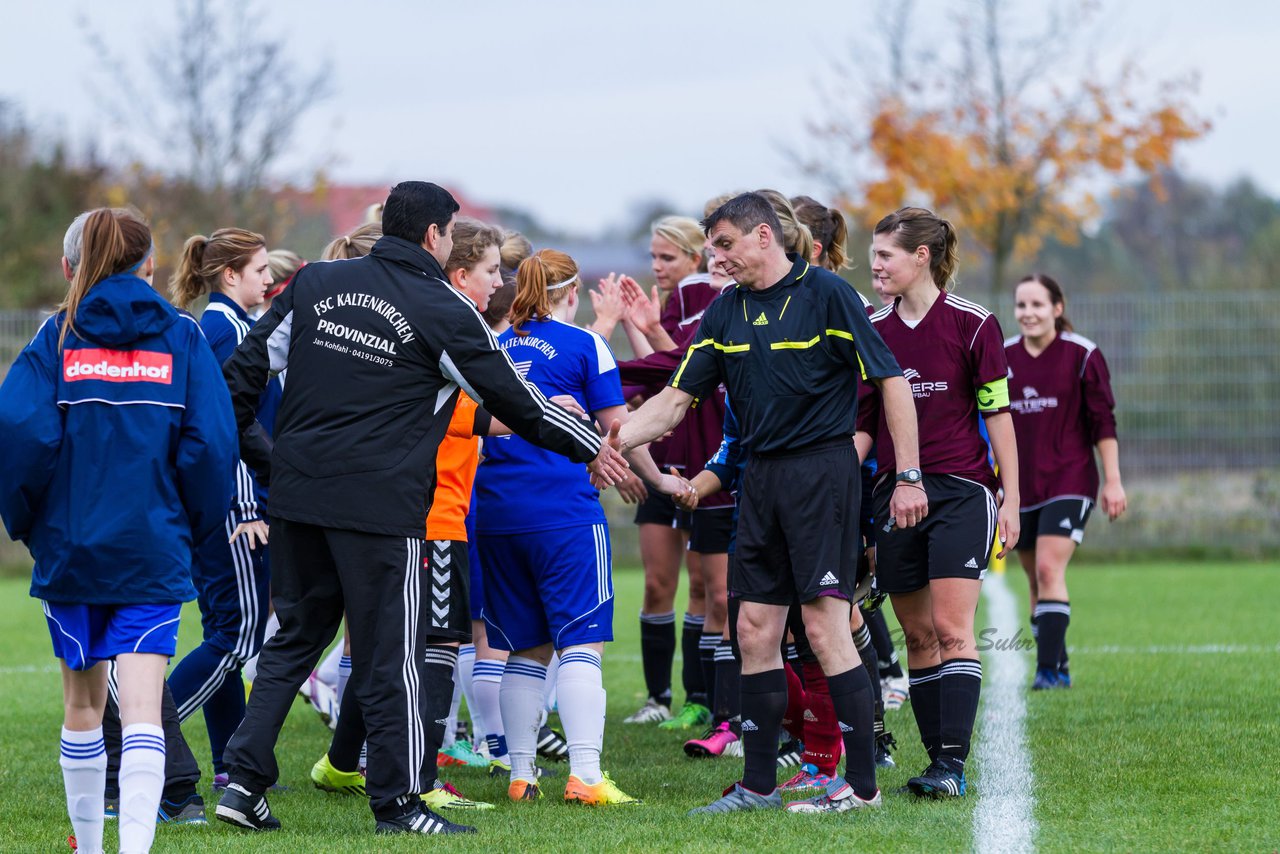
[
  {"x1": 0, "y1": 207, "x2": 237, "y2": 854},
  {"x1": 474, "y1": 249, "x2": 685, "y2": 807},
  {"x1": 168, "y1": 227, "x2": 283, "y2": 786}
]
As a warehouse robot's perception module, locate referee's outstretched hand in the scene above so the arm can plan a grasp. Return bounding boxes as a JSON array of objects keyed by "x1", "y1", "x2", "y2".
[{"x1": 889, "y1": 482, "x2": 929, "y2": 530}]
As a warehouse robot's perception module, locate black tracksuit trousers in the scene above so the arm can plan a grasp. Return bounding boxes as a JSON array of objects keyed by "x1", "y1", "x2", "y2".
[{"x1": 223, "y1": 518, "x2": 444, "y2": 819}]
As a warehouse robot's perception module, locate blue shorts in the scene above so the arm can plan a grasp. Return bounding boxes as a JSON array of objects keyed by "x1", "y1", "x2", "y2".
[
  {"x1": 479, "y1": 522, "x2": 614, "y2": 652},
  {"x1": 43, "y1": 601, "x2": 182, "y2": 671}
]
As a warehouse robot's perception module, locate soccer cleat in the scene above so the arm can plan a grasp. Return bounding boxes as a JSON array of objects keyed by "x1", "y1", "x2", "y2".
[
  {"x1": 688, "y1": 782, "x2": 782, "y2": 815},
  {"x1": 723, "y1": 737, "x2": 744, "y2": 757},
  {"x1": 311, "y1": 753, "x2": 366, "y2": 796},
  {"x1": 779, "y1": 763, "x2": 835, "y2": 793},
  {"x1": 375, "y1": 802, "x2": 476, "y2": 835},
  {"x1": 907, "y1": 757, "x2": 967, "y2": 799},
  {"x1": 537, "y1": 725, "x2": 570, "y2": 762},
  {"x1": 1032, "y1": 666, "x2": 1066, "y2": 690},
  {"x1": 1058, "y1": 667, "x2": 1072, "y2": 688},
  {"x1": 684, "y1": 721, "x2": 739, "y2": 758},
  {"x1": 785, "y1": 778, "x2": 882, "y2": 813},
  {"x1": 777, "y1": 737, "x2": 804, "y2": 768},
  {"x1": 876, "y1": 731, "x2": 898, "y2": 769},
  {"x1": 623, "y1": 697, "x2": 673, "y2": 724},
  {"x1": 508, "y1": 778, "x2": 541, "y2": 801},
  {"x1": 563, "y1": 773, "x2": 642, "y2": 806},
  {"x1": 658, "y1": 702, "x2": 711, "y2": 731},
  {"x1": 158, "y1": 792, "x2": 208, "y2": 824},
  {"x1": 882, "y1": 675, "x2": 910, "y2": 711},
  {"x1": 422, "y1": 780, "x2": 494, "y2": 811},
  {"x1": 215, "y1": 783, "x2": 281, "y2": 831},
  {"x1": 438, "y1": 739, "x2": 489, "y2": 768}
]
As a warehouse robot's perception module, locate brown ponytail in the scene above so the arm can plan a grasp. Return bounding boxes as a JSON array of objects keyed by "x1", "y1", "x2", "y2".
[
  {"x1": 58, "y1": 208, "x2": 152, "y2": 350},
  {"x1": 509, "y1": 250, "x2": 579, "y2": 337},
  {"x1": 169, "y1": 227, "x2": 266, "y2": 309},
  {"x1": 874, "y1": 207, "x2": 959, "y2": 290},
  {"x1": 792, "y1": 195, "x2": 850, "y2": 272}
]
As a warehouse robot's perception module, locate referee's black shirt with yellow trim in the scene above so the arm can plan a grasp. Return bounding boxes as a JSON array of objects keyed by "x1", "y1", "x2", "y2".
[{"x1": 669, "y1": 255, "x2": 900, "y2": 456}]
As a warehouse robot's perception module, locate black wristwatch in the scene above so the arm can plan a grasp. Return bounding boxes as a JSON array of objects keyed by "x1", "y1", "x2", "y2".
[{"x1": 895, "y1": 468, "x2": 923, "y2": 486}]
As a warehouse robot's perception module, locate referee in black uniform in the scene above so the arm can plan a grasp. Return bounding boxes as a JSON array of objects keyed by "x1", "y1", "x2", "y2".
[
  {"x1": 616, "y1": 192, "x2": 927, "y2": 814},
  {"x1": 215, "y1": 182, "x2": 629, "y2": 836}
]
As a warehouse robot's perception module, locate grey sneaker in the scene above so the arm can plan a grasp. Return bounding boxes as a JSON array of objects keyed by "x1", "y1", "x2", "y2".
[
  {"x1": 688, "y1": 782, "x2": 782, "y2": 815},
  {"x1": 785, "y1": 777, "x2": 882, "y2": 813}
]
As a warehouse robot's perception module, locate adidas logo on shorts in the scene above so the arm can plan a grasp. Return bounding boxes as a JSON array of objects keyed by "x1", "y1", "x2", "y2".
[
  {"x1": 1059, "y1": 518, "x2": 1073, "y2": 529},
  {"x1": 819, "y1": 571, "x2": 839, "y2": 586},
  {"x1": 741, "y1": 719, "x2": 759, "y2": 732},
  {"x1": 838, "y1": 721, "x2": 854, "y2": 733},
  {"x1": 964, "y1": 557, "x2": 979, "y2": 569},
  {"x1": 803, "y1": 709, "x2": 818, "y2": 722}
]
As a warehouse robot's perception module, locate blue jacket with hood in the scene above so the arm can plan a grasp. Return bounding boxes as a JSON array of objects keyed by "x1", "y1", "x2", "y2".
[{"x1": 0, "y1": 273, "x2": 237, "y2": 605}]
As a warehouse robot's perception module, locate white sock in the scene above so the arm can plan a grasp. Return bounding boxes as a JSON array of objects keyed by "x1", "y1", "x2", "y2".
[
  {"x1": 60, "y1": 727, "x2": 106, "y2": 854},
  {"x1": 442, "y1": 672, "x2": 463, "y2": 750},
  {"x1": 543, "y1": 651, "x2": 560, "y2": 713},
  {"x1": 456, "y1": 645, "x2": 477, "y2": 740},
  {"x1": 336, "y1": 655, "x2": 352, "y2": 704},
  {"x1": 499, "y1": 657, "x2": 546, "y2": 781},
  {"x1": 473, "y1": 659, "x2": 506, "y2": 762},
  {"x1": 556, "y1": 647, "x2": 606, "y2": 785},
  {"x1": 317, "y1": 641, "x2": 344, "y2": 692},
  {"x1": 119, "y1": 724, "x2": 165, "y2": 854},
  {"x1": 242, "y1": 611, "x2": 281, "y2": 684}
]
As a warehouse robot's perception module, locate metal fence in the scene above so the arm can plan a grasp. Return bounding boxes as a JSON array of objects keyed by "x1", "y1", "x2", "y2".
[{"x1": 1, "y1": 294, "x2": 1277, "y2": 559}]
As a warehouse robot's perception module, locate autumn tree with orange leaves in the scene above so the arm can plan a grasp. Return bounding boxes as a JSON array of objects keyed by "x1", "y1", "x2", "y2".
[{"x1": 808, "y1": 0, "x2": 1210, "y2": 292}]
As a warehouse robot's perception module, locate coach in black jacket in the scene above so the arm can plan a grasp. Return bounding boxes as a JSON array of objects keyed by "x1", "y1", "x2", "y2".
[{"x1": 215, "y1": 182, "x2": 627, "y2": 836}]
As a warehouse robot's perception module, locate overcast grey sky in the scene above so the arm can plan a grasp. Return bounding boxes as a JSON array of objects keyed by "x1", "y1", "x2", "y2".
[{"x1": 2, "y1": 0, "x2": 1276, "y2": 234}]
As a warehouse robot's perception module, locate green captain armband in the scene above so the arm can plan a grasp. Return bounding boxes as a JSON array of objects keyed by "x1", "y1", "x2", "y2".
[{"x1": 976, "y1": 376, "x2": 1010, "y2": 412}]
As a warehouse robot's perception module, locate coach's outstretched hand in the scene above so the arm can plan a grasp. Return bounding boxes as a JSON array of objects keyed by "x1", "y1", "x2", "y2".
[{"x1": 588, "y1": 422, "x2": 631, "y2": 489}]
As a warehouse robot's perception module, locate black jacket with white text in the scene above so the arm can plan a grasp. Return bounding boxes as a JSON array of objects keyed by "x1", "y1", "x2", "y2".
[{"x1": 223, "y1": 236, "x2": 602, "y2": 537}]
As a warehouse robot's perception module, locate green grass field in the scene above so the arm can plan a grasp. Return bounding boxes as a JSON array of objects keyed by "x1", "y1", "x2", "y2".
[{"x1": 0, "y1": 561, "x2": 1276, "y2": 853}]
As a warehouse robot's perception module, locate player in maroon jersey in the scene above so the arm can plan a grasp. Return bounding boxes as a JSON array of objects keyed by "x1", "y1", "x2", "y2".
[
  {"x1": 856, "y1": 207, "x2": 1021, "y2": 800},
  {"x1": 1006, "y1": 273, "x2": 1127, "y2": 690}
]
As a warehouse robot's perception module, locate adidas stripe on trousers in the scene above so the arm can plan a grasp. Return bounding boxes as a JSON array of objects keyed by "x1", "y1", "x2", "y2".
[{"x1": 222, "y1": 518, "x2": 445, "y2": 817}]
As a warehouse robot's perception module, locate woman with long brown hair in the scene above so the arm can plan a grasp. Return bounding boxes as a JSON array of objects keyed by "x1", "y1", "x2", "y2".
[{"x1": 0, "y1": 207, "x2": 236, "y2": 853}]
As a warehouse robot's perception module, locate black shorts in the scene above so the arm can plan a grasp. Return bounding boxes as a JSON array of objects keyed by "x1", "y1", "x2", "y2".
[
  {"x1": 424, "y1": 539, "x2": 473, "y2": 642},
  {"x1": 872, "y1": 474, "x2": 997, "y2": 595},
  {"x1": 688, "y1": 507, "x2": 735, "y2": 554},
  {"x1": 1017, "y1": 497, "x2": 1094, "y2": 551},
  {"x1": 732, "y1": 439, "x2": 860, "y2": 605},
  {"x1": 633, "y1": 484, "x2": 692, "y2": 530}
]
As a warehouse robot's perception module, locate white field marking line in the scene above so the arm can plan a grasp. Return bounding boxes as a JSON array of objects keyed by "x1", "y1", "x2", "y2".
[{"x1": 974, "y1": 570, "x2": 1037, "y2": 854}]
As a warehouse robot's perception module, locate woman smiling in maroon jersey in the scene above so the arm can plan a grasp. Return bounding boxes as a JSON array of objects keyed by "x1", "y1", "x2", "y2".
[
  {"x1": 1006, "y1": 274, "x2": 1127, "y2": 691},
  {"x1": 856, "y1": 206, "x2": 1020, "y2": 800}
]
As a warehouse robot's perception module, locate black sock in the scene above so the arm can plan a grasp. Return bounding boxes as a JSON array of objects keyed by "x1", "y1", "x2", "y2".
[
  {"x1": 739, "y1": 669, "x2": 787, "y2": 794},
  {"x1": 938, "y1": 658, "x2": 983, "y2": 767},
  {"x1": 826, "y1": 667, "x2": 878, "y2": 799},
  {"x1": 639, "y1": 612, "x2": 676, "y2": 706},
  {"x1": 784, "y1": 643, "x2": 806, "y2": 693},
  {"x1": 681, "y1": 613, "x2": 708, "y2": 706},
  {"x1": 713, "y1": 640, "x2": 741, "y2": 724},
  {"x1": 699, "y1": 632, "x2": 720, "y2": 713},
  {"x1": 908, "y1": 664, "x2": 943, "y2": 762},
  {"x1": 1033, "y1": 601, "x2": 1070, "y2": 672},
  {"x1": 328, "y1": 682, "x2": 365, "y2": 772},
  {"x1": 864, "y1": 608, "x2": 904, "y2": 679},
  {"x1": 419, "y1": 645, "x2": 459, "y2": 790},
  {"x1": 852, "y1": 623, "x2": 884, "y2": 722}
]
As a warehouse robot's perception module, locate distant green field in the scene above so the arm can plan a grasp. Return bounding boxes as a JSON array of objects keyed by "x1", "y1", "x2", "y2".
[{"x1": 0, "y1": 561, "x2": 1275, "y2": 852}]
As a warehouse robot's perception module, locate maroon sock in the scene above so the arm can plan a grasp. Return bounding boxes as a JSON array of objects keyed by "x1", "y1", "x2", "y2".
[
  {"x1": 800, "y1": 660, "x2": 841, "y2": 776},
  {"x1": 782, "y1": 662, "x2": 807, "y2": 742}
]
